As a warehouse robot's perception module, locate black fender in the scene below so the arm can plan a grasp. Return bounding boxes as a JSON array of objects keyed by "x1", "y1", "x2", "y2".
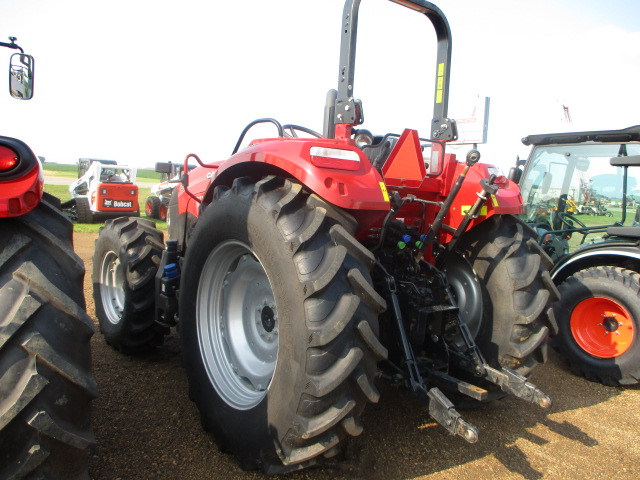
[{"x1": 551, "y1": 239, "x2": 640, "y2": 283}]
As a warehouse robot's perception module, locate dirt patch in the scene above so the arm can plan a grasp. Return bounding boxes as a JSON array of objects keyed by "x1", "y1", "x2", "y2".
[{"x1": 74, "y1": 231, "x2": 640, "y2": 480}]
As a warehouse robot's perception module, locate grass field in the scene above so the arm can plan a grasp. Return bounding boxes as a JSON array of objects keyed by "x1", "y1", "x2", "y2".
[
  {"x1": 43, "y1": 162, "x2": 161, "y2": 183},
  {"x1": 44, "y1": 183, "x2": 167, "y2": 233}
]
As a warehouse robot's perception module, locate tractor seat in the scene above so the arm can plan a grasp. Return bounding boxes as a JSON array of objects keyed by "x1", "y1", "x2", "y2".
[{"x1": 362, "y1": 134, "x2": 398, "y2": 170}]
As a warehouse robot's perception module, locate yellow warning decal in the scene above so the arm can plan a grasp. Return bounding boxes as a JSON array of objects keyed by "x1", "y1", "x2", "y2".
[
  {"x1": 436, "y1": 62, "x2": 445, "y2": 104},
  {"x1": 379, "y1": 182, "x2": 390, "y2": 202},
  {"x1": 461, "y1": 205, "x2": 488, "y2": 216},
  {"x1": 491, "y1": 194, "x2": 499, "y2": 207}
]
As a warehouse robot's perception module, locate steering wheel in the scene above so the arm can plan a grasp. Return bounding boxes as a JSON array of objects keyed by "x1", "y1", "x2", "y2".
[
  {"x1": 557, "y1": 211, "x2": 587, "y2": 230},
  {"x1": 282, "y1": 124, "x2": 323, "y2": 138}
]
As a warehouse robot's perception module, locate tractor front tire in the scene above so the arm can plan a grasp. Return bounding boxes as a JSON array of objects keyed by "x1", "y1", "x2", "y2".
[
  {"x1": 458, "y1": 215, "x2": 559, "y2": 377},
  {"x1": 93, "y1": 217, "x2": 166, "y2": 353},
  {"x1": 180, "y1": 176, "x2": 386, "y2": 473},
  {"x1": 0, "y1": 193, "x2": 96, "y2": 479},
  {"x1": 554, "y1": 266, "x2": 640, "y2": 386}
]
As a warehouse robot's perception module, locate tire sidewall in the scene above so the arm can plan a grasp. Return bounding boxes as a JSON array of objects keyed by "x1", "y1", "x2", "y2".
[
  {"x1": 93, "y1": 224, "x2": 135, "y2": 341},
  {"x1": 180, "y1": 184, "x2": 307, "y2": 465}
]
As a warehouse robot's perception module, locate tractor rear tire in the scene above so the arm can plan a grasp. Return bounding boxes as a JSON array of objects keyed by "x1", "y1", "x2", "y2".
[
  {"x1": 93, "y1": 217, "x2": 166, "y2": 353},
  {"x1": 145, "y1": 196, "x2": 161, "y2": 219},
  {"x1": 76, "y1": 197, "x2": 94, "y2": 223},
  {"x1": 457, "y1": 215, "x2": 559, "y2": 377},
  {"x1": 554, "y1": 266, "x2": 640, "y2": 386},
  {"x1": 180, "y1": 176, "x2": 386, "y2": 473},
  {"x1": 159, "y1": 198, "x2": 169, "y2": 222},
  {"x1": 0, "y1": 193, "x2": 96, "y2": 479}
]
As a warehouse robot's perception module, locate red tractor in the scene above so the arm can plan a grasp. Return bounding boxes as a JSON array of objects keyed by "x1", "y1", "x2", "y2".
[
  {"x1": 0, "y1": 38, "x2": 96, "y2": 479},
  {"x1": 93, "y1": 0, "x2": 557, "y2": 473}
]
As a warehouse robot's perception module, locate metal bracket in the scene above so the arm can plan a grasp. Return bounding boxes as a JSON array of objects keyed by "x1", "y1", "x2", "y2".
[
  {"x1": 428, "y1": 387, "x2": 479, "y2": 443},
  {"x1": 484, "y1": 366, "x2": 552, "y2": 409},
  {"x1": 429, "y1": 370, "x2": 488, "y2": 401},
  {"x1": 431, "y1": 117, "x2": 458, "y2": 141}
]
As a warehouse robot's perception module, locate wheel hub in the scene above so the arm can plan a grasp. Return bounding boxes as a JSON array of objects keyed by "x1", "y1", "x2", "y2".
[
  {"x1": 197, "y1": 241, "x2": 278, "y2": 410},
  {"x1": 570, "y1": 296, "x2": 635, "y2": 358},
  {"x1": 99, "y1": 250, "x2": 125, "y2": 325},
  {"x1": 602, "y1": 316, "x2": 620, "y2": 333},
  {"x1": 260, "y1": 306, "x2": 276, "y2": 333},
  {"x1": 443, "y1": 254, "x2": 483, "y2": 348}
]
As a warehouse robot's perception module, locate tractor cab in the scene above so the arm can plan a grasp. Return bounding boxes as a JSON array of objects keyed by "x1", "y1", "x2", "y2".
[{"x1": 516, "y1": 126, "x2": 640, "y2": 260}]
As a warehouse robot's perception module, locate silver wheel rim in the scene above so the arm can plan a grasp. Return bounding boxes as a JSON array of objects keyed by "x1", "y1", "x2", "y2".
[
  {"x1": 444, "y1": 254, "x2": 483, "y2": 348},
  {"x1": 197, "y1": 240, "x2": 278, "y2": 410},
  {"x1": 100, "y1": 251, "x2": 125, "y2": 325}
]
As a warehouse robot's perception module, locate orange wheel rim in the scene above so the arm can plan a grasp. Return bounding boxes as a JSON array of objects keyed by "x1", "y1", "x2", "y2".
[
  {"x1": 570, "y1": 296, "x2": 635, "y2": 358},
  {"x1": 145, "y1": 201, "x2": 153, "y2": 216}
]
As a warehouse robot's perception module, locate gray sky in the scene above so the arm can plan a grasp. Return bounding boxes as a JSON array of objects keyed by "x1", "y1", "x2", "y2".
[{"x1": 1, "y1": 0, "x2": 639, "y2": 172}]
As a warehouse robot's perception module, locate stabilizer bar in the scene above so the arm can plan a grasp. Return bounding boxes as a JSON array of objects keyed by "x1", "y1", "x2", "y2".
[
  {"x1": 428, "y1": 387, "x2": 479, "y2": 443},
  {"x1": 484, "y1": 366, "x2": 552, "y2": 409}
]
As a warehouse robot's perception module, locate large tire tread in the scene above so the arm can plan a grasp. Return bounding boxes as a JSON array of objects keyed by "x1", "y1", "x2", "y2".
[
  {"x1": 254, "y1": 176, "x2": 385, "y2": 466},
  {"x1": 0, "y1": 194, "x2": 96, "y2": 479},
  {"x1": 462, "y1": 215, "x2": 559, "y2": 375}
]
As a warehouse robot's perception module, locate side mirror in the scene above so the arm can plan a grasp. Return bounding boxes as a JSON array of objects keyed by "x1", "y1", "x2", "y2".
[
  {"x1": 508, "y1": 166, "x2": 522, "y2": 184},
  {"x1": 155, "y1": 162, "x2": 174, "y2": 174},
  {"x1": 9, "y1": 53, "x2": 34, "y2": 99}
]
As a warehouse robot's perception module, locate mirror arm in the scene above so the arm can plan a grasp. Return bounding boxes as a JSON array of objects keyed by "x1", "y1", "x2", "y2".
[{"x1": 0, "y1": 37, "x2": 24, "y2": 53}]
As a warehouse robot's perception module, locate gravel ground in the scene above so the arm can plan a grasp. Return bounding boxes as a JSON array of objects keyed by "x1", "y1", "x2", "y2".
[{"x1": 74, "y1": 232, "x2": 640, "y2": 480}]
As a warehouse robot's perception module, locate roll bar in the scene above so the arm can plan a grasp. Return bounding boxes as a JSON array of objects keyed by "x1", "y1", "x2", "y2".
[{"x1": 334, "y1": 0, "x2": 455, "y2": 141}]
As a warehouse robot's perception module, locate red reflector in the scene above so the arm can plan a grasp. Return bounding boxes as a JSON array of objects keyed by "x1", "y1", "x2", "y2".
[
  {"x1": 24, "y1": 191, "x2": 39, "y2": 208},
  {"x1": 493, "y1": 175, "x2": 509, "y2": 186},
  {"x1": 0, "y1": 146, "x2": 19, "y2": 172},
  {"x1": 8, "y1": 198, "x2": 21, "y2": 215}
]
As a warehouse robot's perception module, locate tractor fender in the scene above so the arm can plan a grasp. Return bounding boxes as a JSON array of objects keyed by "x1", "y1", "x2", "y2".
[
  {"x1": 212, "y1": 138, "x2": 390, "y2": 211},
  {"x1": 551, "y1": 241, "x2": 640, "y2": 283},
  {"x1": 459, "y1": 162, "x2": 523, "y2": 214},
  {"x1": 176, "y1": 138, "x2": 391, "y2": 234},
  {"x1": 439, "y1": 160, "x2": 523, "y2": 238},
  {"x1": 173, "y1": 138, "x2": 392, "y2": 246}
]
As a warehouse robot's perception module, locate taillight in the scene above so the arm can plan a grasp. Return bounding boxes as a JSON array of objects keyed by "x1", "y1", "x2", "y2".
[
  {"x1": 0, "y1": 146, "x2": 19, "y2": 172},
  {"x1": 309, "y1": 146, "x2": 361, "y2": 171}
]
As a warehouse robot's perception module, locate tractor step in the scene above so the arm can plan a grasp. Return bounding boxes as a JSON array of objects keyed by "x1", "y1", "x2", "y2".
[
  {"x1": 427, "y1": 387, "x2": 479, "y2": 443},
  {"x1": 484, "y1": 366, "x2": 552, "y2": 409}
]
